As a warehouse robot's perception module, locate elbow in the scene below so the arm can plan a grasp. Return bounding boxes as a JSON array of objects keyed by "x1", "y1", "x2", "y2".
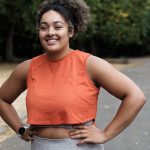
[
  {"x1": 141, "y1": 94, "x2": 146, "y2": 105},
  {"x1": 124, "y1": 90, "x2": 146, "y2": 109},
  {"x1": 136, "y1": 92, "x2": 146, "y2": 108}
]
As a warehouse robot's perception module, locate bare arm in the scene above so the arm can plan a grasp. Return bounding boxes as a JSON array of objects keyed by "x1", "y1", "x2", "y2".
[
  {"x1": 69, "y1": 55, "x2": 146, "y2": 144},
  {"x1": 0, "y1": 60, "x2": 30, "y2": 133},
  {"x1": 87, "y1": 55, "x2": 146, "y2": 142}
]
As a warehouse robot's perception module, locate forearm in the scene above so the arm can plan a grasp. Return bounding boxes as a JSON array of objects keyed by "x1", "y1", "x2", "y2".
[
  {"x1": 0, "y1": 99, "x2": 24, "y2": 133},
  {"x1": 103, "y1": 95, "x2": 146, "y2": 142}
]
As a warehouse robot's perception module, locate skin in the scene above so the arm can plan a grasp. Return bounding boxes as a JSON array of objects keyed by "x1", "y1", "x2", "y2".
[
  {"x1": 38, "y1": 10, "x2": 74, "y2": 61},
  {"x1": 69, "y1": 56, "x2": 146, "y2": 145},
  {"x1": 0, "y1": 9, "x2": 146, "y2": 144}
]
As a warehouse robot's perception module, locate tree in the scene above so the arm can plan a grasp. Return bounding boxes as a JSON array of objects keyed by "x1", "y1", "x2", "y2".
[
  {"x1": 82, "y1": 0, "x2": 150, "y2": 56},
  {"x1": 1, "y1": 0, "x2": 150, "y2": 59},
  {"x1": 0, "y1": 0, "x2": 42, "y2": 61}
]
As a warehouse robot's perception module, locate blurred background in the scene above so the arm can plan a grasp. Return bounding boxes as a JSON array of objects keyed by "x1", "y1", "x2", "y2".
[
  {"x1": 0, "y1": 0, "x2": 150, "y2": 150},
  {"x1": 0, "y1": 0, "x2": 150, "y2": 61}
]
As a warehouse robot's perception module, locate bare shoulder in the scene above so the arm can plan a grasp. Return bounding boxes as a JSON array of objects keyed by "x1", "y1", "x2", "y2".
[
  {"x1": 86, "y1": 55, "x2": 117, "y2": 80},
  {"x1": 12, "y1": 59, "x2": 31, "y2": 81},
  {"x1": 0, "y1": 59, "x2": 31, "y2": 103},
  {"x1": 87, "y1": 55, "x2": 115, "y2": 68},
  {"x1": 86, "y1": 55, "x2": 121, "y2": 88},
  {"x1": 86, "y1": 55, "x2": 144, "y2": 100}
]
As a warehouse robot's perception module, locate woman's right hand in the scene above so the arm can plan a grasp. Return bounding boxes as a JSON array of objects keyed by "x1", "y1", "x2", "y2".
[{"x1": 21, "y1": 127, "x2": 37, "y2": 142}]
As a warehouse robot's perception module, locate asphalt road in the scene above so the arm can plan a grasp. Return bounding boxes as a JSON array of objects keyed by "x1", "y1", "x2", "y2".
[{"x1": 0, "y1": 61, "x2": 150, "y2": 150}]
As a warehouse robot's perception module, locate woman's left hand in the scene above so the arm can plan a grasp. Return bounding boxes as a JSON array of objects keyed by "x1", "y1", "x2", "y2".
[{"x1": 69, "y1": 125, "x2": 108, "y2": 145}]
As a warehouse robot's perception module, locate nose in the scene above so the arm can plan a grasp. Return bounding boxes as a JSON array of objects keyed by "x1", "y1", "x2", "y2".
[{"x1": 47, "y1": 27, "x2": 55, "y2": 35}]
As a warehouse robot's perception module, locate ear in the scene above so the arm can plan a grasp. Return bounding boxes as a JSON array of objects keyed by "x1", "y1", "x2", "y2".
[{"x1": 69, "y1": 27, "x2": 74, "y2": 38}]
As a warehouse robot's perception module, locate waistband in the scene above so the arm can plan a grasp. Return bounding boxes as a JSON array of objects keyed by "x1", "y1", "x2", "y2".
[{"x1": 30, "y1": 119, "x2": 95, "y2": 129}]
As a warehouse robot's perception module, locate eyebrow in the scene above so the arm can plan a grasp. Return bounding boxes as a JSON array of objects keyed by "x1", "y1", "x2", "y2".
[{"x1": 40, "y1": 21, "x2": 65, "y2": 25}]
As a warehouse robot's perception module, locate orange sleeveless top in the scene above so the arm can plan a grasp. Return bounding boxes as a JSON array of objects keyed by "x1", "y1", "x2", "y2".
[{"x1": 26, "y1": 50, "x2": 100, "y2": 125}]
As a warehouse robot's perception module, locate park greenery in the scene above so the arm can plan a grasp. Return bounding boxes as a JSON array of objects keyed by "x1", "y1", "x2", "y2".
[{"x1": 0, "y1": 0, "x2": 150, "y2": 61}]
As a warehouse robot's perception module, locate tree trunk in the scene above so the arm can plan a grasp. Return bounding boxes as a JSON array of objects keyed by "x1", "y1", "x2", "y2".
[{"x1": 5, "y1": 25, "x2": 16, "y2": 61}]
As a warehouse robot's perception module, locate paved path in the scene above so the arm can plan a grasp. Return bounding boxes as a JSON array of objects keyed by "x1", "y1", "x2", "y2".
[{"x1": 0, "y1": 60, "x2": 150, "y2": 150}]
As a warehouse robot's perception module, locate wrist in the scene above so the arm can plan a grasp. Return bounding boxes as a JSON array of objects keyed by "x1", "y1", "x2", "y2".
[
  {"x1": 104, "y1": 128, "x2": 117, "y2": 141},
  {"x1": 17, "y1": 125, "x2": 29, "y2": 138},
  {"x1": 100, "y1": 129, "x2": 113, "y2": 143}
]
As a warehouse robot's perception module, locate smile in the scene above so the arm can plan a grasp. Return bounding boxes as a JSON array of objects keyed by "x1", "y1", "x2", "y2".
[{"x1": 46, "y1": 39, "x2": 58, "y2": 45}]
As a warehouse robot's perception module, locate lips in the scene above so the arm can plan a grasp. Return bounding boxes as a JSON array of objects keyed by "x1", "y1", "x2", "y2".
[{"x1": 47, "y1": 39, "x2": 58, "y2": 45}]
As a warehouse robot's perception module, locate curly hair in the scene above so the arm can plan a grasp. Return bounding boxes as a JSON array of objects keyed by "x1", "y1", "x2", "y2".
[{"x1": 36, "y1": 0, "x2": 91, "y2": 36}]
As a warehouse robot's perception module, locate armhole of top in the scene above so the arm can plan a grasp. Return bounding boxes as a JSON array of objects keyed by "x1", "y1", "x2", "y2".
[
  {"x1": 26, "y1": 54, "x2": 45, "y2": 87},
  {"x1": 84, "y1": 54, "x2": 100, "y2": 91},
  {"x1": 26, "y1": 59, "x2": 33, "y2": 87}
]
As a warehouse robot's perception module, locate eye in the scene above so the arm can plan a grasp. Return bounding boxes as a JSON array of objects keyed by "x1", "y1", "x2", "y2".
[
  {"x1": 39, "y1": 25, "x2": 48, "y2": 31},
  {"x1": 55, "y1": 26, "x2": 63, "y2": 29}
]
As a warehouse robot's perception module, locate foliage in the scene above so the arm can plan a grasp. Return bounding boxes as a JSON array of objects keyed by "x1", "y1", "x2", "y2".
[
  {"x1": 97, "y1": 0, "x2": 150, "y2": 45},
  {"x1": 82, "y1": 0, "x2": 150, "y2": 55},
  {"x1": 0, "y1": 0, "x2": 150, "y2": 59},
  {"x1": 0, "y1": 0, "x2": 43, "y2": 59},
  {"x1": 0, "y1": 0, "x2": 42, "y2": 31}
]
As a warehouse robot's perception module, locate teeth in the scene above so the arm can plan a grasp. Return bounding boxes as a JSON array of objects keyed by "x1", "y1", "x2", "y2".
[{"x1": 47, "y1": 39, "x2": 57, "y2": 44}]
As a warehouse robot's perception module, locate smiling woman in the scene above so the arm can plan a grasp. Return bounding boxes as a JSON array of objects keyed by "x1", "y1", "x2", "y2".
[
  {"x1": 38, "y1": 10, "x2": 74, "y2": 60},
  {"x1": 0, "y1": 0, "x2": 146, "y2": 150}
]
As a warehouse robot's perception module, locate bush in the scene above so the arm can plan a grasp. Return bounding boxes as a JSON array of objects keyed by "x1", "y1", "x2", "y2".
[{"x1": 76, "y1": 0, "x2": 150, "y2": 56}]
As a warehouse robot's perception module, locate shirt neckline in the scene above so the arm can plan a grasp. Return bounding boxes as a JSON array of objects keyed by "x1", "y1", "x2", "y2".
[{"x1": 45, "y1": 50, "x2": 78, "y2": 63}]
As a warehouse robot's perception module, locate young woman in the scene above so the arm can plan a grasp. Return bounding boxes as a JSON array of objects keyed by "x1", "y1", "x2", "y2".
[{"x1": 0, "y1": 0, "x2": 146, "y2": 150}]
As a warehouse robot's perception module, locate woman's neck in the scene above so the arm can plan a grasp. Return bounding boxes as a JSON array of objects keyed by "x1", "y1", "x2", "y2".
[{"x1": 45, "y1": 48, "x2": 73, "y2": 61}]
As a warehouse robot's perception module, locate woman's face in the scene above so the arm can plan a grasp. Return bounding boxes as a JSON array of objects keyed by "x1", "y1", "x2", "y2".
[{"x1": 39, "y1": 10, "x2": 74, "y2": 53}]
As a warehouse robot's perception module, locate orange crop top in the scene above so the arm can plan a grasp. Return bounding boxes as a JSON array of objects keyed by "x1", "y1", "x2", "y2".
[{"x1": 26, "y1": 50, "x2": 100, "y2": 125}]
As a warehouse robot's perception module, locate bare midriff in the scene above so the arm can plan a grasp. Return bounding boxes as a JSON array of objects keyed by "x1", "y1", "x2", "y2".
[
  {"x1": 30, "y1": 120, "x2": 94, "y2": 139},
  {"x1": 32, "y1": 127, "x2": 70, "y2": 139}
]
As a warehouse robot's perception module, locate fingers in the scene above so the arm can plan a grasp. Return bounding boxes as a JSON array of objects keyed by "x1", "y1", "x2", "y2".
[
  {"x1": 21, "y1": 129, "x2": 37, "y2": 142},
  {"x1": 28, "y1": 131, "x2": 37, "y2": 137},
  {"x1": 69, "y1": 129, "x2": 88, "y2": 138},
  {"x1": 69, "y1": 125, "x2": 102, "y2": 145},
  {"x1": 70, "y1": 129, "x2": 87, "y2": 135},
  {"x1": 73, "y1": 125, "x2": 89, "y2": 129},
  {"x1": 21, "y1": 135, "x2": 33, "y2": 142},
  {"x1": 69, "y1": 125, "x2": 92, "y2": 135},
  {"x1": 70, "y1": 133, "x2": 88, "y2": 139},
  {"x1": 69, "y1": 126, "x2": 90, "y2": 141},
  {"x1": 77, "y1": 138, "x2": 91, "y2": 145},
  {"x1": 21, "y1": 134, "x2": 32, "y2": 142}
]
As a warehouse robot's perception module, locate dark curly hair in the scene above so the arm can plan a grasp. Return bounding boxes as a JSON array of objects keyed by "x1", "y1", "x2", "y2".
[{"x1": 36, "y1": 0, "x2": 90, "y2": 36}]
